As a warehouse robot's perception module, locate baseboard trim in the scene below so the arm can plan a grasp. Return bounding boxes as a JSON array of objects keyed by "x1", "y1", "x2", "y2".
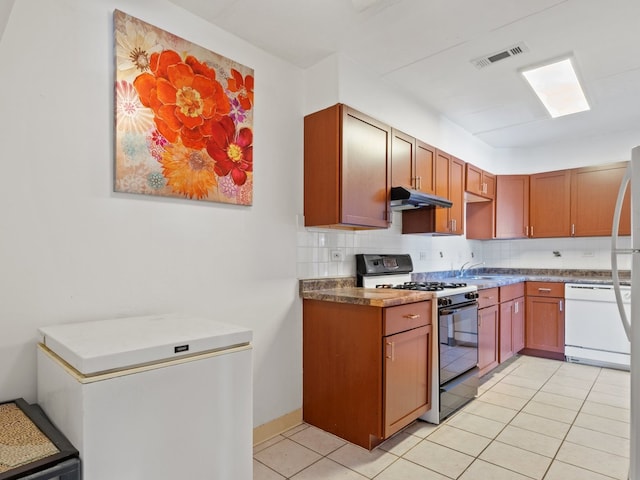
[{"x1": 253, "y1": 408, "x2": 303, "y2": 446}]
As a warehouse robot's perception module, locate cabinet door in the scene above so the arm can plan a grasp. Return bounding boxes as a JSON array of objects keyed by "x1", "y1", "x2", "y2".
[
  {"x1": 465, "y1": 163, "x2": 483, "y2": 197},
  {"x1": 450, "y1": 157, "x2": 465, "y2": 235},
  {"x1": 478, "y1": 305, "x2": 499, "y2": 376},
  {"x1": 391, "y1": 129, "x2": 415, "y2": 190},
  {"x1": 304, "y1": 104, "x2": 390, "y2": 229},
  {"x1": 384, "y1": 325, "x2": 431, "y2": 438},
  {"x1": 483, "y1": 171, "x2": 496, "y2": 200},
  {"x1": 512, "y1": 296, "x2": 525, "y2": 354},
  {"x1": 529, "y1": 170, "x2": 571, "y2": 238},
  {"x1": 525, "y1": 296, "x2": 565, "y2": 353},
  {"x1": 499, "y1": 300, "x2": 514, "y2": 362},
  {"x1": 496, "y1": 175, "x2": 529, "y2": 238},
  {"x1": 416, "y1": 141, "x2": 436, "y2": 194},
  {"x1": 434, "y1": 150, "x2": 452, "y2": 233},
  {"x1": 342, "y1": 107, "x2": 391, "y2": 228},
  {"x1": 571, "y1": 162, "x2": 631, "y2": 236}
]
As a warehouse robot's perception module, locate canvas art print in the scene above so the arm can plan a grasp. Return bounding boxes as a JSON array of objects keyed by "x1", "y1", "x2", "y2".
[{"x1": 114, "y1": 10, "x2": 254, "y2": 205}]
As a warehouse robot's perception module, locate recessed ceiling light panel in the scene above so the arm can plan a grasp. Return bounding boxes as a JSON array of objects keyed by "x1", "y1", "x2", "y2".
[{"x1": 521, "y1": 57, "x2": 590, "y2": 118}]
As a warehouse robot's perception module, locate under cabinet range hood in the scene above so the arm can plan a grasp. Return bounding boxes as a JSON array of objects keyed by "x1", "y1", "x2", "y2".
[{"x1": 389, "y1": 186, "x2": 453, "y2": 209}]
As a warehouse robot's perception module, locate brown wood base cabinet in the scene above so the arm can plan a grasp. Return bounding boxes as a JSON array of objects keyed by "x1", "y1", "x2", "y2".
[
  {"x1": 498, "y1": 283, "x2": 525, "y2": 363},
  {"x1": 477, "y1": 288, "x2": 499, "y2": 376},
  {"x1": 303, "y1": 299, "x2": 432, "y2": 449},
  {"x1": 524, "y1": 282, "x2": 565, "y2": 360}
]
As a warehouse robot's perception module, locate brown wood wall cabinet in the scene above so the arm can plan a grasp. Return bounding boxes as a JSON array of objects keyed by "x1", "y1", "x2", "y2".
[
  {"x1": 304, "y1": 104, "x2": 391, "y2": 229},
  {"x1": 304, "y1": 104, "x2": 628, "y2": 237},
  {"x1": 570, "y1": 162, "x2": 631, "y2": 236},
  {"x1": 467, "y1": 162, "x2": 630, "y2": 240},
  {"x1": 465, "y1": 163, "x2": 495, "y2": 200},
  {"x1": 529, "y1": 170, "x2": 572, "y2": 238},
  {"x1": 528, "y1": 164, "x2": 631, "y2": 238},
  {"x1": 391, "y1": 129, "x2": 436, "y2": 194},
  {"x1": 302, "y1": 299, "x2": 432, "y2": 450},
  {"x1": 495, "y1": 175, "x2": 530, "y2": 239},
  {"x1": 465, "y1": 163, "x2": 496, "y2": 239},
  {"x1": 523, "y1": 282, "x2": 565, "y2": 360},
  {"x1": 401, "y1": 151, "x2": 465, "y2": 235}
]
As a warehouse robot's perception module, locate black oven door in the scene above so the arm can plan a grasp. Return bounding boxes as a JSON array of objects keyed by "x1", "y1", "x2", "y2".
[{"x1": 439, "y1": 302, "x2": 478, "y2": 385}]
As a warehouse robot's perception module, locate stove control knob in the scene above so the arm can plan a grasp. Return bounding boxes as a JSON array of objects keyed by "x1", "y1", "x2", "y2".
[
  {"x1": 465, "y1": 292, "x2": 479, "y2": 300},
  {"x1": 438, "y1": 298, "x2": 453, "y2": 306}
]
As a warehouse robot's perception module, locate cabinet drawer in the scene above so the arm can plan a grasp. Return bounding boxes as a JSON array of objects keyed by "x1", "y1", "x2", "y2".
[
  {"x1": 526, "y1": 282, "x2": 564, "y2": 297},
  {"x1": 500, "y1": 283, "x2": 525, "y2": 303},
  {"x1": 384, "y1": 301, "x2": 431, "y2": 336},
  {"x1": 478, "y1": 288, "x2": 499, "y2": 309}
]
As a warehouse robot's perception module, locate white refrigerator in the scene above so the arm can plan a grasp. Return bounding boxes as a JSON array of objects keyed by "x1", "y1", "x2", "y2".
[
  {"x1": 612, "y1": 146, "x2": 640, "y2": 480},
  {"x1": 37, "y1": 313, "x2": 253, "y2": 480}
]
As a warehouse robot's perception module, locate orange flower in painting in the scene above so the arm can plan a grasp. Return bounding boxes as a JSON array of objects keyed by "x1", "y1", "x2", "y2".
[
  {"x1": 227, "y1": 68, "x2": 254, "y2": 111},
  {"x1": 160, "y1": 142, "x2": 217, "y2": 199},
  {"x1": 206, "y1": 116, "x2": 253, "y2": 186},
  {"x1": 133, "y1": 50, "x2": 230, "y2": 150}
]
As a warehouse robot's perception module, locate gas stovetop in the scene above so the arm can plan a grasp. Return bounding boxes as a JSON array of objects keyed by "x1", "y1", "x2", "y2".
[
  {"x1": 356, "y1": 254, "x2": 478, "y2": 298},
  {"x1": 376, "y1": 281, "x2": 469, "y2": 292}
]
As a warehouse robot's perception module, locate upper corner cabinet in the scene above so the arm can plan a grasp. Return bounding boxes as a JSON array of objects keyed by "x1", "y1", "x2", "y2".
[{"x1": 304, "y1": 104, "x2": 391, "y2": 229}]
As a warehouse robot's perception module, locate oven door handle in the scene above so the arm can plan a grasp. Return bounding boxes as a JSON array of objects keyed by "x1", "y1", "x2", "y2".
[{"x1": 440, "y1": 304, "x2": 477, "y2": 315}]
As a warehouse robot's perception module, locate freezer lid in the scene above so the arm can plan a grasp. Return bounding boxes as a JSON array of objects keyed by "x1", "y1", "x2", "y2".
[{"x1": 38, "y1": 313, "x2": 252, "y2": 375}]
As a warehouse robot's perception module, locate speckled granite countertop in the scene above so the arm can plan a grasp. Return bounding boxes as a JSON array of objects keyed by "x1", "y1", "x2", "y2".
[
  {"x1": 299, "y1": 277, "x2": 435, "y2": 307},
  {"x1": 414, "y1": 268, "x2": 630, "y2": 290},
  {"x1": 299, "y1": 269, "x2": 630, "y2": 306},
  {"x1": 301, "y1": 287, "x2": 435, "y2": 307}
]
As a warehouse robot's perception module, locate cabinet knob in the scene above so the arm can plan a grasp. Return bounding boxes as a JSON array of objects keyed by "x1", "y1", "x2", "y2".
[
  {"x1": 538, "y1": 288, "x2": 552, "y2": 293},
  {"x1": 404, "y1": 314, "x2": 420, "y2": 319}
]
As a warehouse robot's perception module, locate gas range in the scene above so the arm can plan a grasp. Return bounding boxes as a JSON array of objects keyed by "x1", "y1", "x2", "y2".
[{"x1": 355, "y1": 254, "x2": 477, "y2": 300}]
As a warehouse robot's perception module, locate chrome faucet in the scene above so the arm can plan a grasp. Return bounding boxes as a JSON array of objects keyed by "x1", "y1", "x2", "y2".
[{"x1": 458, "y1": 261, "x2": 485, "y2": 278}]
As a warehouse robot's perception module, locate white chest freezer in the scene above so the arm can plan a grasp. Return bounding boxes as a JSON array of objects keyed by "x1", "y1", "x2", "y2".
[{"x1": 36, "y1": 313, "x2": 253, "y2": 480}]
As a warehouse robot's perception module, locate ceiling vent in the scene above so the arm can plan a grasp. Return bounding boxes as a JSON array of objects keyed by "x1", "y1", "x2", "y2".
[{"x1": 471, "y1": 42, "x2": 529, "y2": 69}]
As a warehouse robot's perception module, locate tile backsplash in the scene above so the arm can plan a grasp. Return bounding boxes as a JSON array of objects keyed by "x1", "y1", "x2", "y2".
[{"x1": 297, "y1": 211, "x2": 631, "y2": 278}]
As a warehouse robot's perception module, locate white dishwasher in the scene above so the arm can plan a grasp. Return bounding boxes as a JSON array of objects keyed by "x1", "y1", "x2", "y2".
[
  {"x1": 37, "y1": 313, "x2": 253, "y2": 480},
  {"x1": 565, "y1": 283, "x2": 631, "y2": 369}
]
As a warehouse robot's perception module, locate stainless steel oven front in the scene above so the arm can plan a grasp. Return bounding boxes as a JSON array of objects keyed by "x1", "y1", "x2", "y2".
[{"x1": 437, "y1": 293, "x2": 479, "y2": 421}]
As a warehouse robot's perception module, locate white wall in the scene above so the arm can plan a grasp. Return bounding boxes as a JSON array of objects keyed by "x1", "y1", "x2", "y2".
[
  {"x1": 495, "y1": 128, "x2": 638, "y2": 174},
  {"x1": 0, "y1": 0, "x2": 303, "y2": 429}
]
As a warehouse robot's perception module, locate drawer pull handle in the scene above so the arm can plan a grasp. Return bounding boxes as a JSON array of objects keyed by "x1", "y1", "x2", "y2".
[
  {"x1": 404, "y1": 314, "x2": 420, "y2": 319},
  {"x1": 538, "y1": 288, "x2": 552, "y2": 292}
]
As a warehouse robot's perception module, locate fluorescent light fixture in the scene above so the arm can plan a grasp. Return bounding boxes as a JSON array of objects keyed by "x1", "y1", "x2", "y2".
[{"x1": 522, "y1": 57, "x2": 590, "y2": 118}]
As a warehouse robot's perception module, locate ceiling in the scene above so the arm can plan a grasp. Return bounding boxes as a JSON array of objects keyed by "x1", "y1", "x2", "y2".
[{"x1": 169, "y1": 0, "x2": 640, "y2": 149}]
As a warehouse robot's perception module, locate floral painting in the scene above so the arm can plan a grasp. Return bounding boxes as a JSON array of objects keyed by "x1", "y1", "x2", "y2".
[{"x1": 113, "y1": 10, "x2": 254, "y2": 205}]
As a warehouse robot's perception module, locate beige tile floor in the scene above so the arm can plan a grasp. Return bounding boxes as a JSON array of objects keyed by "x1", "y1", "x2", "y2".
[{"x1": 254, "y1": 355, "x2": 631, "y2": 479}]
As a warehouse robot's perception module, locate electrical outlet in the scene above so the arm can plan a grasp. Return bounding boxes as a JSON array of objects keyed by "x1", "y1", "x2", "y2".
[{"x1": 330, "y1": 250, "x2": 344, "y2": 262}]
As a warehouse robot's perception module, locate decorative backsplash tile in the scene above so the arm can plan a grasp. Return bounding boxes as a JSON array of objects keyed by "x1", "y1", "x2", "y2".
[{"x1": 297, "y1": 212, "x2": 631, "y2": 279}]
